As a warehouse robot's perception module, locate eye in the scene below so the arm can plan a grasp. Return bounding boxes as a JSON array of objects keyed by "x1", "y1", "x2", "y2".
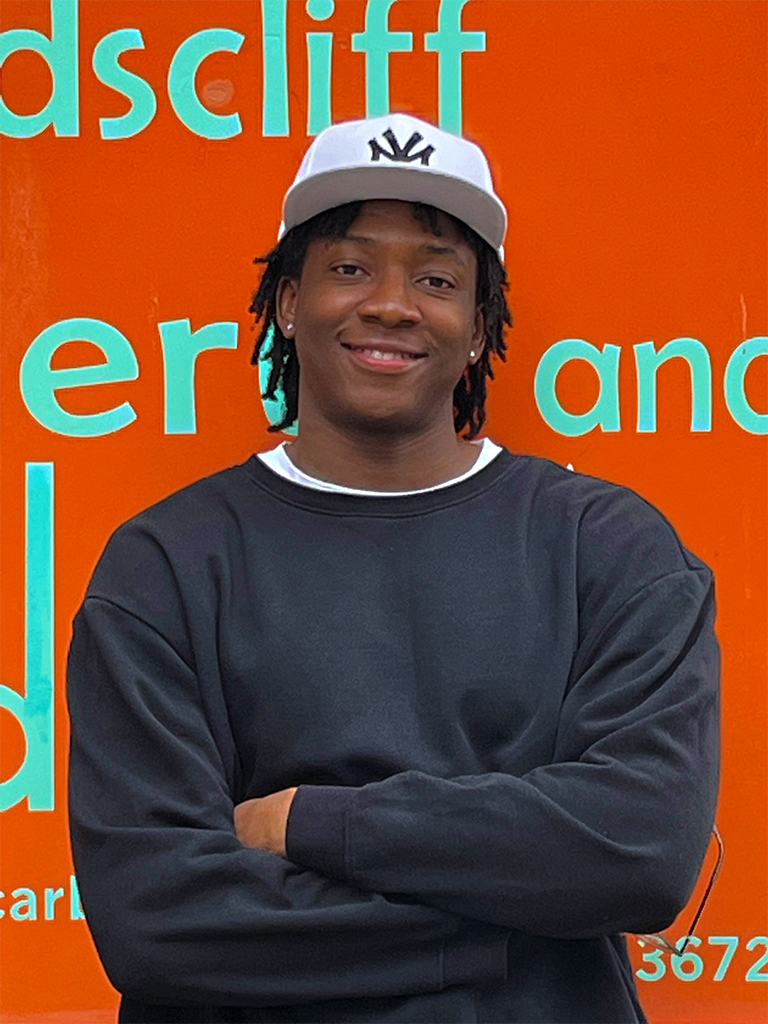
[
  {"x1": 421, "y1": 274, "x2": 454, "y2": 290},
  {"x1": 334, "y1": 264, "x2": 364, "y2": 276}
]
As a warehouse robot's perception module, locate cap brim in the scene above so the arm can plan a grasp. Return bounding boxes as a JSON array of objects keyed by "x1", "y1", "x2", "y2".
[{"x1": 282, "y1": 166, "x2": 506, "y2": 253}]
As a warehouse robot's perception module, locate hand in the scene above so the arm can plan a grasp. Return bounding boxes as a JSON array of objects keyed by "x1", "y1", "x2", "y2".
[{"x1": 233, "y1": 787, "x2": 297, "y2": 857}]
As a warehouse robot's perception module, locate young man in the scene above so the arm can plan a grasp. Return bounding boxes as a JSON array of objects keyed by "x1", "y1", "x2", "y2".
[{"x1": 67, "y1": 114, "x2": 720, "y2": 1024}]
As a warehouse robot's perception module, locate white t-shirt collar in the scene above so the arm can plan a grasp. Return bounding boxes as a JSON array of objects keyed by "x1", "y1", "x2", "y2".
[{"x1": 256, "y1": 437, "x2": 504, "y2": 497}]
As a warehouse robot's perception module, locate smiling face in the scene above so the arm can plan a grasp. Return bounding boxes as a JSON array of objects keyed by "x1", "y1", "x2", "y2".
[{"x1": 276, "y1": 200, "x2": 485, "y2": 440}]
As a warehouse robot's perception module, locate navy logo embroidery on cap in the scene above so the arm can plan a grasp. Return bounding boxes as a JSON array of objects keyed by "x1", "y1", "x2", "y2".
[{"x1": 368, "y1": 128, "x2": 435, "y2": 166}]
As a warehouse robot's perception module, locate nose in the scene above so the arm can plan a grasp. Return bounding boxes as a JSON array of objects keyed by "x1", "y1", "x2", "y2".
[{"x1": 357, "y1": 267, "x2": 421, "y2": 329}]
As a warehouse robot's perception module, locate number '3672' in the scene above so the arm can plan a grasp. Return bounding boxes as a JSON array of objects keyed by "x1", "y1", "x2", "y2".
[{"x1": 637, "y1": 936, "x2": 768, "y2": 982}]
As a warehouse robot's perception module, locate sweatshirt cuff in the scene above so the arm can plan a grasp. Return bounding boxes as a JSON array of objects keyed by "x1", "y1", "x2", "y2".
[{"x1": 285, "y1": 784, "x2": 358, "y2": 880}]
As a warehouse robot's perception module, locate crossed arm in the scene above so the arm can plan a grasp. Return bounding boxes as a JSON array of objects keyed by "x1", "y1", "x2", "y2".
[{"x1": 236, "y1": 565, "x2": 719, "y2": 938}]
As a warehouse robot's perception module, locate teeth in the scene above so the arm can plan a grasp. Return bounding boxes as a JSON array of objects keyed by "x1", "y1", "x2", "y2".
[
  {"x1": 350, "y1": 346, "x2": 418, "y2": 360},
  {"x1": 370, "y1": 349, "x2": 404, "y2": 360}
]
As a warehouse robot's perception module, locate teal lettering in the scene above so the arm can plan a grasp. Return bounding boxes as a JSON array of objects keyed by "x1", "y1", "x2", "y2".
[
  {"x1": 92, "y1": 28, "x2": 156, "y2": 140},
  {"x1": 20, "y1": 318, "x2": 138, "y2": 437},
  {"x1": 10, "y1": 888, "x2": 37, "y2": 921},
  {"x1": 424, "y1": 0, "x2": 485, "y2": 133},
  {"x1": 261, "y1": 0, "x2": 289, "y2": 135},
  {"x1": 724, "y1": 336, "x2": 768, "y2": 434},
  {"x1": 0, "y1": 0, "x2": 79, "y2": 137},
  {"x1": 168, "y1": 29, "x2": 243, "y2": 139},
  {"x1": 306, "y1": 0, "x2": 334, "y2": 135},
  {"x1": 159, "y1": 320, "x2": 239, "y2": 434},
  {"x1": 352, "y1": 0, "x2": 412, "y2": 118},
  {"x1": 0, "y1": 464, "x2": 54, "y2": 812},
  {"x1": 70, "y1": 875, "x2": 84, "y2": 920},
  {"x1": 534, "y1": 339, "x2": 621, "y2": 436},
  {"x1": 634, "y1": 338, "x2": 712, "y2": 432},
  {"x1": 708, "y1": 936, "x2": 739, "y2": 982},
  {"x1": 636, "y1": 946, "x2": 666, "y2": 981},
  {"x1": 44, "y1": 887, "x2": 65, "y2": 920}
]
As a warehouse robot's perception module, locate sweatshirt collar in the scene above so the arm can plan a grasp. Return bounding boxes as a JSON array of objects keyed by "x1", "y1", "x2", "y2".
[{"x1": 244, "y1": 446, "x2": 516, "y2": 517}]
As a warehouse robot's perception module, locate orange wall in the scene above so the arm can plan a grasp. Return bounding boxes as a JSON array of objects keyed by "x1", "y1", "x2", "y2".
[{"x1": 0, "y1": 2, "x2": 766, "y2": 1021}]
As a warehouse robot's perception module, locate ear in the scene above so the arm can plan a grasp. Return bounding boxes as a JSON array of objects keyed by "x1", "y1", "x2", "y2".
[
  {"x1": 276, "y1": 276, "x2": 299, "y2": 338},
  {"x1": 469, "y1": 309, "x2": 486, "y2": 365}
]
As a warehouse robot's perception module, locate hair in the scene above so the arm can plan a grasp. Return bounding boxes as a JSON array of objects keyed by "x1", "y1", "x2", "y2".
[{"x1": 249, "y1": 201, "x2": 511, "y2": 440}]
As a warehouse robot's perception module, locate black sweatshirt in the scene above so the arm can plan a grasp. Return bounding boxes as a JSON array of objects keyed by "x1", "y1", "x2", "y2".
[{"x1": 66, "y1": 448, "x2": 720, "y2": 1023}]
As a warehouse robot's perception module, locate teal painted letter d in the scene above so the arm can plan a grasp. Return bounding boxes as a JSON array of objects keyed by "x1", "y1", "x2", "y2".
[{"x1": 0, "y1": 464, "x2": 55, "y2": 812}]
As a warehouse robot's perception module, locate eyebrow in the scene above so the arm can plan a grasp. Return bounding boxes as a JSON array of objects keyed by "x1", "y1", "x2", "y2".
[
  {"x1": 337, "y1": 235, "x2": 468, "y2": 265},
  {"x1": 422, "y1": 243, "x2": 466, "y2": 264},
  {"x1": 336, "y1": 234, "x2": 374, "y2": 245}
]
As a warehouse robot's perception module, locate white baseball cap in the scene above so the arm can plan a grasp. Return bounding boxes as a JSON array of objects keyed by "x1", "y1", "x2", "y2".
[{"x1": 280, "y1": 113, "x2": 507, "y2": 255}]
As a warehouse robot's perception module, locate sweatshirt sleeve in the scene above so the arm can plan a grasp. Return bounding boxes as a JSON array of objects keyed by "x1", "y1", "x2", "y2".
[
  {"x1": 286, "y1": 499, "x2": 720, "y2": 940},
  {"x1": 67, "y1": 594, "x2": 509, "y2": 1007}
]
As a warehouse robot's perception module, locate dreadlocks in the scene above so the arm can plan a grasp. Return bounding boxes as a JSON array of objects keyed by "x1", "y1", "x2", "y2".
[{"x1": 249, "y1": 201, "x2": 511, "y2": 440}]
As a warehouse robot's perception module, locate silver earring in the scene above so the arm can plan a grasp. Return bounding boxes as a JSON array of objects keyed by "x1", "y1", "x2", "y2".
[
  {"x1": 469, "y1": 350, "x2": 476, "y2": 358},
  {"x1": 286, "y1": 323, "x2": 294, "y2": 334}
]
